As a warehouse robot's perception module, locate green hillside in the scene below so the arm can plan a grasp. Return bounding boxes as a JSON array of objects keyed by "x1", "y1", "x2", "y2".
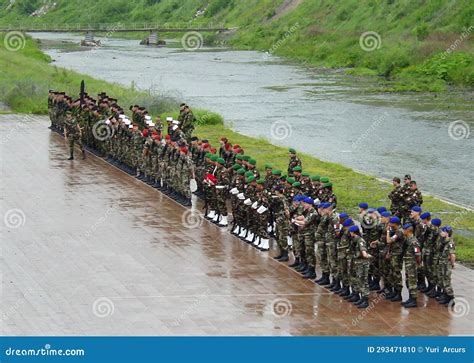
[{"x1": 1, "y1": 0, "x2": 473, "y2": 90}]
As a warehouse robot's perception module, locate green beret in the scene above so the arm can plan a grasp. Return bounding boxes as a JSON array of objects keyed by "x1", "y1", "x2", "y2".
[
  {"x1": 302, "y1": 172, "x2": 310, "y2": 177},
  {"x1": 272, "y1": 169, "x2": 282, "y2": 176},
  {"x1": 242, "y1": 155, "x2": 250, "y2": 161},
  {"x1": 210, "y1": 155, "x2": 218, "y2": 161},
  {"x1": 292, "y1": 181, "x2": 301, "y2": 187},
  {"x1": 205, "y1": 152, "x2": 212, "y2": 158},
  {"x1": 249, "y1": 158, "x2": 257, "y2": 165},
  {"x1": 289, "y1": 148, "x2": 296, "y2": 153},
  {"x1": 281, "y1": 174, "x2": 287, "y2": 180},
  {"x1": 287, "y1": 177, "x2": 295, "y2": 184},
  {"x1": 293, "y1": 166, "x2": 302, "y2": 172},
  {"x1": 320, "y1": 177, "x2": 329, "y2": 183},
  {"x1": 235, "y1": 154, "x2": 243, "y2": 160},
  {"x1": 231, "y1": 164, "x2": 240, "y2": 170},
  {"x1": 217, "y1": 158, "x2": 226, "y2": 165},
  {"x1": 311, "y1": 175, "x2": 320, "y2": 181},
  {"x1": 237, "y1": 168, "x2": 246, "y2": 174},
  {"x1": 323, "y1": 182, "x2": 333, "y2": 187},
  {"x1": 245, "y1": 171, "x2": 253, "y2": 177},
  {"x1": 246, "y1": 175, "x2": 256, "y2": 183},
  {"x1": 256, "y1": 178, "x2": 265, "y2": 184},
  {"x1": 264, "y1": 163, "x2": 273, "y2": 169}
]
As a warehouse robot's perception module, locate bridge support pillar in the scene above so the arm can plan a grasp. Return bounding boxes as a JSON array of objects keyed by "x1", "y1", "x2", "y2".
[
  {"x1": 148, "y1": 31, "x2": 158, "y2": 45},
  {"x1": 84, "y1": 31, "x2": 94, "y2": 43}
]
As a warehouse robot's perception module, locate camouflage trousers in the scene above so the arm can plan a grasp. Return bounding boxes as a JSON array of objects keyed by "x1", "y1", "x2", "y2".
[
  {"x1": 348, "y1": 258, "x2": 357, "y2": 288},
  {"x1": 275, "y1": 217, "x2": 289, "y2": 252},
  {"x1": 422, "y1": 252, "x2": 434, "y2": 285},
  {"x1": 403, "y1": 257, "x2": 418, "y2": 299},
  {"x1": 439, "y1": 262, "x2": 453, "y2": 295},
  {"x1": 354, "y1": 259, "x2": 370, "y2": 298},
  {"x1": 316, "y1": 240, "x2": 329, "y2": 274},
  {"x1": 216, "y1": 189, "x2": 227, "y2": 216},
  {"x1": 368, "y1": 249, "x2": 379, "y2": 279},
  {"x1": 256, "y1": 211, "x2": 269, "y2": 239},
  {"x1": 336, "y1": 252, "x2": 349, "y2": 284},
  {"x1": 68, "y1": 133, "x2": 83, "y2": 154},
  {"x1": 291, "y1": 231, "x2": 303, "y2": 259},
  {"x1": 431, "y1": 255, "x2": 441, "y2": 286},
  {"x1": 327, "y1": 240, "x2": 337, "y2": 276},
  {"x1": 302, "y1": 232, "x2": 316, "y2": 268},
  {"x1": 379, "y1": 252, "x2": 392, "y2": 288},
  {"x1": 181, "y1": 171, "x2": 191, "y2": 198},
  {"x1": 388, "y1": 254, "x2": 403, "y2": 291}
]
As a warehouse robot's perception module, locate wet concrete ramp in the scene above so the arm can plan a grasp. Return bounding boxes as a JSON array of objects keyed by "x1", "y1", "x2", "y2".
[{"x1": 1, "y1": 115, "x2": 473, "y2": 336}]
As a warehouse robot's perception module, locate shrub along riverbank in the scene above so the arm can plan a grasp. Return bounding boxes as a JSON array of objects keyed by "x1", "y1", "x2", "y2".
[{"x1": 1, "y1": 33, "x2": 473, "y2": 264}]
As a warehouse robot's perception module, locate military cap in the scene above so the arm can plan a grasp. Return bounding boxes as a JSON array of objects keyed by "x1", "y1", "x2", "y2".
[
  {"x1": 249, "y1": 158, "x2": 257, "y2": 165},
  {"x1": 274, "y1": 185, "x2": 284, "y2": 192},
  {"x1": 236, "y1": 168, "x2": 246, "y2": 175},
  {"x1": 339, "y1": 212, "x2": 348, "y2": 219},
  {"x1": 431, "y1": 218, "x2": 442, "y2": 226},
  {"x1": 322, "y1": 202, "x2": 334, "y2": 209},
  {"x1": 236, "y1": 154, "x2": 243, "y2": 160},
  {"x1": 320, "y1": 177, "x2": 329, "y2": 183},
  {"x1": 343, "y1": 218, "x2": 354, "y2": 227},
  {"x1": 358, "y1": 202, "x2": 368, "y2": 209},
  {"x1": 289, "y1": 148, "x2": 296, "y2": 154},
  {"x1": 441, "y1": 225, "x2": 452, "y2": 232},
  {"x1": 389, "y1": 216, "x2": 401, "y2": 224},
  {"x1": 210, "y1": 155, "x2": 218, "y2": 162},
  {"x1": 293, "y1": 195, "x2": 303, "y2": 202},
  {"x1": 420, "y1": 212, "x2": 431, "y2": 220},
  {"x1": 292, "y1": 181, "x2": 301, "y2": 187},
  {"x1": 205, "y1": 152, "x2": 212, "y2": 159},
  {"x1": 377, "y1": 207, "x2": 387, "y2": 214},
  {"x1": 272, "y1": 169, "x2": 282, "y2": 176},
  {"x1": 349, "y1": 225, "x2": 359, "y2": 233},
  {"x1": 245, "y1": 171, "x2": 253, "y2": 177},
  {"x1": 323, "y1": 182, "x2": 332, "y2": 187},
  {"x1": 381, "y1": 211, "x2": 391, "y2": 217},
  {"x1": 303, "y1": 196, "x2": 314, "y2": 204},
  {"x1": 246, "y1": 175, "x2": 256, "y2": 183},
  {"x1": 256, "y1": 178, "x2": 265, "y2": 185},
  {"x1": 411, "y1": 206, "x2": 422, "y2": 212},
  {"x1": 287, "y1": 177, "x2": 295, "y2": 184},
  {"x1": 403, "y1": 223, "x2": 413, "y2": 230},
  {"x1": 404, "y1": 174, "x2": 412, "y2": 180},
  {"x1": 242, "y1": 155, "x2": 251, "y2": 161},
  {"x1": 231, "y1": 164, "x2": 241, "y2": 170},
  {"x1": 301, "y1": 172, "x2": 310, "y2": 177},
  {"x1": 293, "y1": 166, "x2": 302, "y2": 172},
  {"x1": 368, "y1": 208, "x2": 376, "y2": 213},
  {"x1": 311, "y1": 175, "x2": 320, "y2": 181},
  {"x1": 264, "y1": 163, "x2": 273, "y2": 169}
]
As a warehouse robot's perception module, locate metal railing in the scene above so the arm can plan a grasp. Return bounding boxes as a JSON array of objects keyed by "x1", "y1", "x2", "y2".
[{"x1": 0, "y1": 22, "x2": 228, "y2": 32}]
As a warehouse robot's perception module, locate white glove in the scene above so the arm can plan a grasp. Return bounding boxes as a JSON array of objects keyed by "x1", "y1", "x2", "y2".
[
  {"x1": 252, "y1": 201, "x2": 259, "y2": 209},
  {"x1": 230, "y1": 187, "x2": 239, "y2": 195},
  {"x1": 244, "y1": 199, "x2": 252, "y2": 206},
  {"x1": 257, "y1": 206, "x2": 268, "y2": 214}
]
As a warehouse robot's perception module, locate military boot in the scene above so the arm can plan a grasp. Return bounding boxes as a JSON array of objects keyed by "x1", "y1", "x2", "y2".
[
  {"x1": 390, "y1": 290, "x2": 402, "y2": 302},
  {"x1": 295, "y1": 262, "x2": 307, "y2": 273},
  {"x1": 317, "y1": 273, "x2": 330, "y2": 286},
  {"x1": 443, "y1": 295, "x2": 455, "y2": 306},
  {"x1": 82, "y1": 149, "x2": 86, "y2": 159},
  {"x1": 329, "y1": 279, "x2": 341, "y2": 292},
  {"x1": 421, "y1": 283, "x2": 433, "y2": 293},
  {"x1": 67, "y1": 152, "x2": 74, "y2": 160},
  {"x1": 289, "y1": 258, "x2": 300, "y2": 268},
  {"x1": 369, "y1": 279, "x2": 380, "y2": 291},
  {"x1": 357, "y1": 297, "x2": 369, "y2": 309},
  {"x1": 344, "y1": 290, "x2": 357, "y2": 300},
  {"x1": 404, "y1": 298, "x2": 417, "y2": 308},
  {"x1": 278, "y1": 250, "x2": 289, "y2": 262},
  {"x1": 348, "y1": 293, "x2": 360, "y2": 303},
  {"x1": 339, "y1": 285, "x2": 351, "y2": 297},
  {"x1": 302, "y1": 266, "x2": 316, "y2": 279}
]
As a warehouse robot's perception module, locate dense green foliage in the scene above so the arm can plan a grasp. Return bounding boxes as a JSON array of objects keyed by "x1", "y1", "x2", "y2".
[{"x1": 1, "y1": 0, "x2": 473, "y2": 91}]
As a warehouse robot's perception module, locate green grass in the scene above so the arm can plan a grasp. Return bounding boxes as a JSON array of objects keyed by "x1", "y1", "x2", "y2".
[{"x1": 1, "y1": 32, "x2": 473, "y2": 265}]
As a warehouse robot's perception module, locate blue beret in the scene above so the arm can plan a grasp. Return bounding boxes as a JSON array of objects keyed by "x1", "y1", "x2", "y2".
[
  {"x1": 389, "y1": 216, "x2": 401, "y2": 224},
  {"x1": 377, "y1": 207, "x2": 387, "y2": 214},
  {"x1": 323, "y1": 202, "x2": 333, "y2": 209},
  {"x1": 293, "y1": 196, "x2": 301, "y2": 202},
  {"x1": 441, "y1": 225, "x2": 452, "y2": 232},
  {"x1": 403, "y1": 223, "x2": 413, "y2": 230},
  {"x1": 431, "y1": 218, "x2": 442, "y2": 226},
  {"x1": 303, "y1": 197, "x2": 314, "y2": 204},
  {"x1": 349, "y1": 225, "x2": 359, "y2": 233},
  {"x1": 339, "y1": 212, "x2": 348, "y2": 219},
  {"x1": 368, "y1": 208, "x2": 376, "y2": 213},
  {"x1": 381, "y1": 211, "x2": 391, "y2": 217},
  {"x1": 342, "y1": 218, "x2": 354, "y2": 227},
  {"x1": 420, "y1": 212, "x2": 431, "y2": 220},
  {"x1": 411, "y1": 206, "x2": 422, "y2": 212},
  {"x1": 359, "y1": 202, "x2": 368, "y2": 209}
]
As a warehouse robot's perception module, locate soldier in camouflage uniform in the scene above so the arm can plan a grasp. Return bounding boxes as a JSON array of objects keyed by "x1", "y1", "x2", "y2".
[
  {"x1": 401, "y1": 223, "x2": 422, "y2": 308},
  {"x1": 272, "y1": 185, "x2": 290, "y2": 261},
  {"x1": 287, "y1": 148, "x2": 302, "y2": 177},
  {"x1": 385, "y1": 216, "x2": 405, "y2": 302},
  {"x1": 315, "y1": 203, "x2": 330, "y2": 285},
  {"x1": 422, "y1": 216, "x2": 441, "y2": 295},
  {"x1": 180, "y1": 105, "x2": 196, "y2": 143},
  {"x1": 347, "y1": 225, "x2": 371, "y2": 308},
  {"x1": 337, "y1": 218, "x2": 354, "y2": 297},
  {"x1": 64, "y1": 111, "x2": 85, "y2": 160},
  {"x1": 388, "y1": 177, "x2": 403, "y2": 217},
  {"x1": 437, "y1": 226, "x2": 456, "y2": 306},
  {"x1": 214, "y1": 158, "x2": 230, "y2": 225},
  {"x1": 298, "y1": 196, "x2": 318, "y2": 279}
]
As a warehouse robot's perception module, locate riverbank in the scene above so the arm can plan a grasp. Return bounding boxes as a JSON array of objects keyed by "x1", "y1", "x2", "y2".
[{"x1": 1, "y1": 33, "x2": 473, "y2": 265}]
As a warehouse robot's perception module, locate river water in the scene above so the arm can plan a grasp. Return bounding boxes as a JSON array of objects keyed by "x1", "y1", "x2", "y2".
[{"x1": 31, "y1": 33, "x2": 473, "y2": 207}]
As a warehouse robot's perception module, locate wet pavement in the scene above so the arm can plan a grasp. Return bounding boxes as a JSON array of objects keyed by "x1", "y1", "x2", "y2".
[{"x1": 1, "y1": 115, "x2": 473, "y2": 336}]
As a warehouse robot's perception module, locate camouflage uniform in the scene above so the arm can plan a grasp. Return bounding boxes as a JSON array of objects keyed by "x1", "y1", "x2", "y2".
[
  {"x1": 273, "y1": 194, "x2": 289, "y2": 253},
  {"x1": 315, "y1": 214, "x2": 329, "y2": 275},
  {"x1": 439, "y1": 236, "x2": 455, "y2": 296},
  {"x1": 403, "y1": 235, "x2": 421, "y2": 299},
  {"x1": 287, "y1": 155, "x2": 301, "y2": 177},
  {"x1": 326, "y1": 211, "x2": 340, "y2": 279},
  {"x1": 64, "y1": 116, "x2": 84, "y2": 156},
  {"x1": 387, "y1": 226, "x2": 405, "y2": 293},
  {"x1": 352, "y1": 235, "x2": 370, "y2": 299},
  {"x1": 300, "y1": 206, "x2": 318, "y2": 270}
]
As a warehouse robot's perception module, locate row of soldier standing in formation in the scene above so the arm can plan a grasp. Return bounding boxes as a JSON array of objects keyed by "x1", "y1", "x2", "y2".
[{"x1": 48, "y1": 90, "x2": 457, "y2": 310}]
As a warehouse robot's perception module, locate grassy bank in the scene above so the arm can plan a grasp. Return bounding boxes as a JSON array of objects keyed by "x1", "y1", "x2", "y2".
[
  {"x1": 1, "y1": 33, "x2": 473, "y2": 265},
  {"x1": 1, "y1": 0, "x2": 473, "y2": 91}
]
